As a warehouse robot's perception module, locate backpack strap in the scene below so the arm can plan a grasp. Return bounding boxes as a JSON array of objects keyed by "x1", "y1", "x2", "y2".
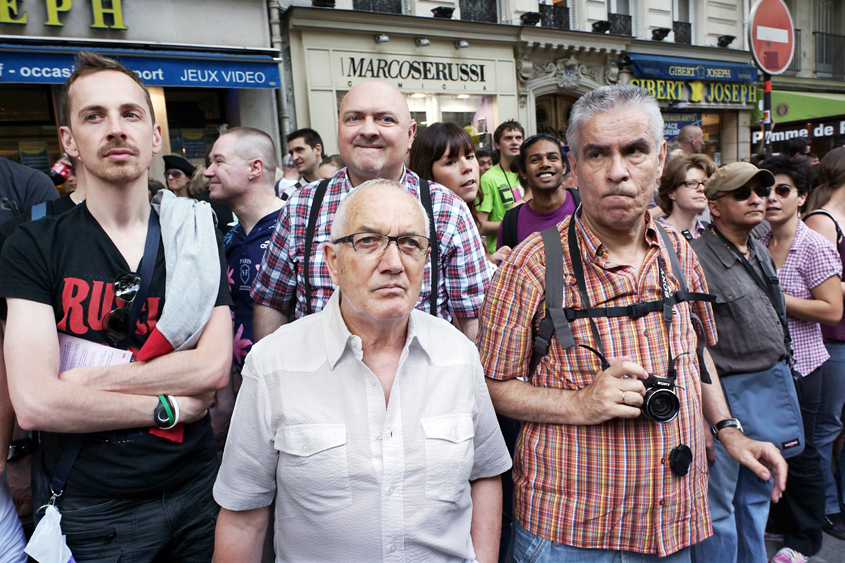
[
  {"x1": 302, "y1": 179, "x2": 330, "y2": 316},
  {"x1": 419, "y1": 179, "x2": 438, "y2": 316},
  {"x1": 31, "y1": 202, "x2": 47, "y2": 221},
  {"x1": 501, "y1": 203, "x2": 521, "y2": 249},
  {"x1": 567, "y1": 187, "x2": 581, "y2": 208},
  {"x1": 529, "y1": 225, "x2": 576, "y2": 376}
]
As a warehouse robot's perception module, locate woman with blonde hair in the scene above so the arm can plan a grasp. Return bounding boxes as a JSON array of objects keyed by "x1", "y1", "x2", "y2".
[{"x1": 656, "y1": 153, "x2": 717, "y2": 239}]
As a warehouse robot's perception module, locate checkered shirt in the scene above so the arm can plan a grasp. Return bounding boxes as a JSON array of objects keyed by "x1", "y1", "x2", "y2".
[
  {"x1": 251, "y1": 167, "x2": 492, "y2": 321},
  {"x1": 761, "y1": 220, "x2": 842, "y2": 376},
  {"x1": 477, "y1": 214, "x2": 718, "y2": 556}
]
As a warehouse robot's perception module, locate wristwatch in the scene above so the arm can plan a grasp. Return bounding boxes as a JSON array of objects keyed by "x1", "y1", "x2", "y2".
[
  {"x1": 154, "y1": 401, "x2": 174, "y2": 429},
  {"x1": 711, "y1": 418, "x2": 743, "y2": 442}
]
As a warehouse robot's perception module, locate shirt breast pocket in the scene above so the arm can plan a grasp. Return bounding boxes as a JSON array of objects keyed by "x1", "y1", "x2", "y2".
[
  {"x1": 716, "y1": 283, "x2": 756, "y2": 326},
  {"x1": 420, "y1": 414, "x2": 475, "y2": 503},
  {"x1": 275, "y1": 424, "x2": 352, "y2": 513}
]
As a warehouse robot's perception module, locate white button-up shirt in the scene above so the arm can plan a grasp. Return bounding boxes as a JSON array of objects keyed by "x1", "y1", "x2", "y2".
[{"x1": 214, "y1": 291, "x2": 511, "y2": 562}]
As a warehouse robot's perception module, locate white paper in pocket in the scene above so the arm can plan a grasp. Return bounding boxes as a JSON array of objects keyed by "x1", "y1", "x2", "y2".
[{"x1": 24, "y1": 505, "x2": 75, "y2": 563}]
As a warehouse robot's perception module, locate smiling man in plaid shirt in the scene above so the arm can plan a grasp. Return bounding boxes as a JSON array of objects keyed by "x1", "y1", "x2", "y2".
[
  {"x1": 251, "y1": 81, "x2": 491, "y2": 341},
  {"x1": 476, "y1": 85, "x2": 788, "y2": 561}
]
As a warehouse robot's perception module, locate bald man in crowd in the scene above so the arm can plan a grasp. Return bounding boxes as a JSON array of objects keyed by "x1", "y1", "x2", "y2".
[
  {"x1": 214, "y1": 179, "x2": 510, "y2": 562},
  {"x1": 251, "y1": 81, "x2": 491, "y2": 341},
  {"x1": 678, "y1": 125, "x2": 705, "y2": 155}
]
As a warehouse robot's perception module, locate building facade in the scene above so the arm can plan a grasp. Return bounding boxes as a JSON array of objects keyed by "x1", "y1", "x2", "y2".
[{"x1": 0, "y1": 0, "x2": 282, "y2": 181}]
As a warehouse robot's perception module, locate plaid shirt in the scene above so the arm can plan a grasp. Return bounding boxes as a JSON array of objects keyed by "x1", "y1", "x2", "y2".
[
  {"x1": 761, "y1": 220, "x2": 842, "y2": 375},
  {"x1": 251, "y1": 167, "x2": 492, "y2": 320},
  {"x1": 477, "y1": 214, "x2": 718, "y2": 556}
]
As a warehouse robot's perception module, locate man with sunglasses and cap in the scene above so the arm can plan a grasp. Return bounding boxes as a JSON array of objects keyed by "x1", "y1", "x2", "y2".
[{"x1": 690, "y1": 162, "x2": 797, "y2": 563}]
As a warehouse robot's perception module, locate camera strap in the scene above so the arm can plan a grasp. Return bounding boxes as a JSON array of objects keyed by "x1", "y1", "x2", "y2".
[{"x1": 530, "y1": 218, "x2": 715, "y2": 382}]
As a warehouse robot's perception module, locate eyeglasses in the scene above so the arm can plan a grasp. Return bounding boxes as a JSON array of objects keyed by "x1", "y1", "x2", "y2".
[
  {"x1": 331, "y1": 232, "x2": 430, "y2": 258},
  {"x1": 103, "y1": 273, "x2": 142, "y2": 343},
  {"x1": 716, "y1": 185, "x2": 772, "y2": 201},
  {"x1": 772, "y1": 183, "x2": 795, "y2": 198},
  {"x1": 679, "y1": 180, "x2": 706, "y2": 190},
  {"x1": 165, "y1": 170, "x2": 185, "y2": 179}
]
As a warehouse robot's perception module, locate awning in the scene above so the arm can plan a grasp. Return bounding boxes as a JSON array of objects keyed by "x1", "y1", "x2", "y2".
[
  {"x1": 628, "y1": 54, "x2": 758, "y2": 83},
  {"x1": 750, "y1": 90, "x2": 845, "y2": 124},
  {"x1": 0, "y1": 44, "x2": 281, "y2": 89}
]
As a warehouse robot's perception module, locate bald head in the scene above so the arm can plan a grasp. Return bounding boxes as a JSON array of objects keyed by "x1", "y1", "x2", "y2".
[
  {"x1": 677, "y1": 125, "x2": 704, "y2": 155},
  {"x1": 218, "y1": 127, "x2": 277, "y2": 178},
  {"x1": 337, "y1": 81, "x2": 416, "y2": 186}
]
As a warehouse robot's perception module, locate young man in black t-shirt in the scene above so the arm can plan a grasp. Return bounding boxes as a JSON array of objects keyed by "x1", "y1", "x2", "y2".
[{"x1": 0, "y1": 52, "x2": 232, "y2": 561}]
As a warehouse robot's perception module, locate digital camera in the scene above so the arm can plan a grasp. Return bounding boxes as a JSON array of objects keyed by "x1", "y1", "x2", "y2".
[{"x1": 641, "y1": 373, "x2": 680, "y2": 423}]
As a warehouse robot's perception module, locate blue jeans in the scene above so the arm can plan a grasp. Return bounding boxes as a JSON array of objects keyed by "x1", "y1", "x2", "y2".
[
  {"x1": 511, "y1": 520, "x2": 691, "y2": 562},
  {"x1": 692, "y1": 441, "x2": 772, "y2": 563},
  {"x1": 815, "y1": 341, "x2": 845, "y2": 515},
  {"x1": 55, "y1": 459, "x2": 219, "y2": 562}
]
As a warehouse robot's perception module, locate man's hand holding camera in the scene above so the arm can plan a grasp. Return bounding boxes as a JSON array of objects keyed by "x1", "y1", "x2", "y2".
[{"x1": 571, "y1": 356, "x2": 649, "y2": 425}]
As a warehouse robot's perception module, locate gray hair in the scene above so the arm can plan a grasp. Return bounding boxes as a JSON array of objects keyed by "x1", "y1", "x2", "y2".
[
  {"x1": 330, "y1": 179, "x2": 431, "y2": 242},
  {"x1": 565, "y1": 85, "x2": 664, "y2": 161}
]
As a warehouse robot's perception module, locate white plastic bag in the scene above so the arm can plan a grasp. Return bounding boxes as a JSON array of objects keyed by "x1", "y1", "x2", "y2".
[{"x1": 24, "y1": 505, "x2": 75, "y2": 563}]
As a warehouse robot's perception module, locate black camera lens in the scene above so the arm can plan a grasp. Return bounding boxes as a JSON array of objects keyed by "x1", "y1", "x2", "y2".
[{"x1": 642, "y1": 388, "x2": 680, "y2": 423}]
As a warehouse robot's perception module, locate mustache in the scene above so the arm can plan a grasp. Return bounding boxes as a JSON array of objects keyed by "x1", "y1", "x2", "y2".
[
  {"x1": 98, "y1": 140, "x2": 140, "y2": 158},
  {"x1": 353, "y1": 138, "x2": 387, "y2": 149}
]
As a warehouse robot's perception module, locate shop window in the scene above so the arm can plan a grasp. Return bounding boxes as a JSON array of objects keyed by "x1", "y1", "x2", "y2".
[
  {"x1": 0, "y1": 84, "x2": 62, "y2": 171},
  {"x1": 701, "y1": 113, "x2": 721, "y2": 165},
  {"x1": 165, "y1": 88, "x2": 228, "y2": 166}
]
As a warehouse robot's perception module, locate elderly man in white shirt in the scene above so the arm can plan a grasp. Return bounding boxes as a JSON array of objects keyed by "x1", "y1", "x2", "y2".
[{"x1": 212, "y1": 178, "x2": 511, "y2": 563}]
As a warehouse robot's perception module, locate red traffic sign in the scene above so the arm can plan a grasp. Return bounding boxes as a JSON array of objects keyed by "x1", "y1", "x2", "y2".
[{"x1": 748, "y1": 0, "x2": 795, "y2": 75}]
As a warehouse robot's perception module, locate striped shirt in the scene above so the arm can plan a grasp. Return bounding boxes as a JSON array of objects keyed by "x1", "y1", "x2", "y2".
[
  {"x1": 761, "y1": 220, "x2": 842, "y2": 376},
  {"x1": 251, "y1": 167, "x2": 492, "y2": 321},
  {"x1": 477, "y1": 213, "x2": 718, "y2": 556}
]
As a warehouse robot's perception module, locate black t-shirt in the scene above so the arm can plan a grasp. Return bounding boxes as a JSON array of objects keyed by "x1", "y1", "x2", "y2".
[
  {"x1": 0, "y1": 194, "x2": 77, "y2": 319},
  {"x1": 0, "y1": 202, "x2": 232, "y2": 498},
  {"x1": 0, "y1": 156, "x2": 59, "y2": 224}
]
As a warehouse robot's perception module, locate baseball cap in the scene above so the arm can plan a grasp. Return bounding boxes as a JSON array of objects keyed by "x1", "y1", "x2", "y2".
[{"x1": 704, "y1": 162, "x2": 775, "y2": 200}]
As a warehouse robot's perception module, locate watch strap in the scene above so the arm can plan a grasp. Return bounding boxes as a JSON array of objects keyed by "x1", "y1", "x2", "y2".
[{"x1": 711, "y1": 418, "x2": 743, "y2": 441}]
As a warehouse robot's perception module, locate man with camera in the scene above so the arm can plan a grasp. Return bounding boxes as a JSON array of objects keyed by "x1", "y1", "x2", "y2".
[{"x1": 476, "y1": 85, "x2": 787, "y2": 561}]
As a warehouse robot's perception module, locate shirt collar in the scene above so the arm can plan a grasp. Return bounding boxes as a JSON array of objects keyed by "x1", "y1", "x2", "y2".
[
  {"x1": 322, "y1": 290, "x2": 431, "y2": 369},
  {"x1": 574, "y1": 211, "x2": 659, "y2": 266},
  {"x1": 705, "y1": 225, "x2": 758, "y2": 268}
]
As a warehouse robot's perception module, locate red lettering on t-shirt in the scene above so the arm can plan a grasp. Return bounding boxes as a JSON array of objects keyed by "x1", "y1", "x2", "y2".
[
  {"x1": 56, "y1": 278, "x2": 90, "y2": 334},
  {"x1": 87, "y1": 281, "x2": 115, "y2": 331}
]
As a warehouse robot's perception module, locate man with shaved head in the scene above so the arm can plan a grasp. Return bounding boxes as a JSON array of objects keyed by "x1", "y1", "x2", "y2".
[
  {"x1": 205, "y1": 126, "x2": 284, "y2": 447},
  {"x1": 214, "y1": 179, "x2": 510, "y2": 562},
  {"x1": 251, "y1": 80, "x2": 491, "y2": 341},
  {"x1": 678, "y1": 125, "x2": 705, "y2": 155}
]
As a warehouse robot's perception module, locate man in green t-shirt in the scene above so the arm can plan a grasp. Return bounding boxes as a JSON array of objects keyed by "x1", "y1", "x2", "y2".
[{"x1": 477, "y1": 120, "x2": 524, "y2": 253}]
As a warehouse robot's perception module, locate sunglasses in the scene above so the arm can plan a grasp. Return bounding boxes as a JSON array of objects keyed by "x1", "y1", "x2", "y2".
[
  {"x1": 103, "y1": 273, "x2": 142, "y2": 343},
  {"x1": 772, "y1": 183, "x2": 795, "y2": 198},
  {"x1": 716, "y1": 185, "x2": 771, "y2": 201},
  {"x1": 165, "y1": 170, "x2": 185, "y2": 179}
]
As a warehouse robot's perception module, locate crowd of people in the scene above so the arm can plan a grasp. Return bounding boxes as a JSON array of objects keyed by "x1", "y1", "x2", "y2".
[{"x1": 0, "y1": 50, "x2": 844, "y2": 563}]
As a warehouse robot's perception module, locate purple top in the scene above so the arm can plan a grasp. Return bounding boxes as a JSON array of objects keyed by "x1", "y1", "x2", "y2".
[
  {"x1": 656, "y1": 216, "x2": 707, "y2": 239},
  {"x1": 496, "y1": 191, "x2": 577, "y2": 249},
  {"x1": 762, "y1": 220, "x2": 843, "y2": 375}
]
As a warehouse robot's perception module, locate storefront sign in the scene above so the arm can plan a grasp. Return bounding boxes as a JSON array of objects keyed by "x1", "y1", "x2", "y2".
[
  {"x1": 751, "y1": 117, "x2": 845, "y2": 143},
  {"x1": 18, "y1": 142, "x2": 49, "y2": 172},
  {"x1": 628, "y1": 54, "x2": 758, "y2": 83},
  {"x1": 0, "y1": 0, "x2": 127, "y2": 30},
  {"x1": 629, "y1": 79, "x2": 756, "y2": 105},
  {"x1": 662, "y1": 113, "x2": 702, "y2": 140},
  {"x1": 0, "y1": 48, "x2": 280, "y2": 88},
  {"x1": 334, "y1": 52, "x2": 495, "y2": 93}
]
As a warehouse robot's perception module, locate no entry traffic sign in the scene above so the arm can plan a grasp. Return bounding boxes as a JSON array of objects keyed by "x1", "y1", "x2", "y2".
[{"x1": 748, "y1": 0, "x2": 795, "y2": 75}]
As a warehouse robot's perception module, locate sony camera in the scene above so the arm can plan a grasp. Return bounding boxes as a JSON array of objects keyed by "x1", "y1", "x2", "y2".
[{"x1": 641, "y1": 373, "x2": 680, "y2": 423}]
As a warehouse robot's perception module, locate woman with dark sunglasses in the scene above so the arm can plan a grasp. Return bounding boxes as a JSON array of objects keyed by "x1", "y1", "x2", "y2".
[
  {"x1": 656, "y1": 154, "x2": 717, "y2": 239},
  {"x1": 760, "y1": 154, "x2": 843, "y2": 563},
  {"x1": 802, "y1": 147, "x2": 845, "y2": 543}
]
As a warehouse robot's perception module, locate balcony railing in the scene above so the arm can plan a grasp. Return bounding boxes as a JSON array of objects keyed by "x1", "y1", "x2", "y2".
[
  {"x1": 353, "y1": 0, "x2": 401, "y2": 14},
  {"x1": 787, "y1": 29, "x2": 801, "y2": 72},
  {"x1": 460, "y1": 0, "x2": 497, "y2": 23},
  {"x1": 609, "y1": 12, "x2": 632, "y2": 36},
  {"x1": 540, "y1": 4, "x2": 569, "y2": 30},
  {"x1": 673, "y1": 21, "x2": 691, "y2": 45},
  {"x1": 815, "y1": 31, "x2": 845, "y2": 76}
]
